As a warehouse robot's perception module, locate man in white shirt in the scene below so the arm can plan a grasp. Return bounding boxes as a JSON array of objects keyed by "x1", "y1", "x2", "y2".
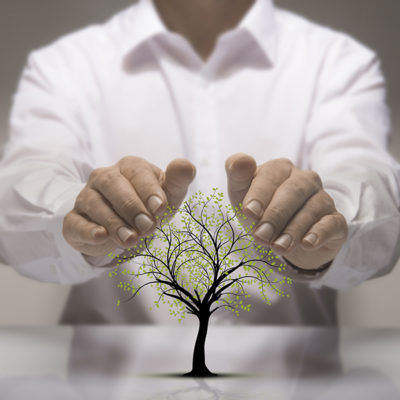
[{"x1": 0, "y1": 0, "x2": 399, "y2": 325}]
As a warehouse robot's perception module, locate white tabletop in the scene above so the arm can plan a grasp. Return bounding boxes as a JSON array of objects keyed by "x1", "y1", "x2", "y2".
[{"x1": 0, "y1": 326, "x2": 399, "y2": 399}]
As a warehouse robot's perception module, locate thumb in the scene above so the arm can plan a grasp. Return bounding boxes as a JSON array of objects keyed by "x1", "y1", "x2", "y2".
[
  {"x1": 162, "y1": 158, "x2": 196, "y2": 211},
  {"x1": 225, "y1": 153, "x2": 257, "y2": 208}
]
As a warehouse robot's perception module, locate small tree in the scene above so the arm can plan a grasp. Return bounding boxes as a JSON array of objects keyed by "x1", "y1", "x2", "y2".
[{"x1": 108, "y1": 188, "x2": 292, "y2": 377}]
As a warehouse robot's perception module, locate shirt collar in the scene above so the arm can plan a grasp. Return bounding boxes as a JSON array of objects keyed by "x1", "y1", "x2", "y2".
[
  {"x1": 124, "y1": 0, "x2": 277, "y2": 66},
  {"x1": 126, "y1": 0, "x2": 166, "y2": 52},
  {"x1": 240, "y1": 0, "x2": 277, "y2": 64}
]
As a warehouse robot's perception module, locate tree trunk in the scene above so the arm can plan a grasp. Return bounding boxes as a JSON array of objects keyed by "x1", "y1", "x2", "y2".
[{"x1": 184, "y1": 311, "x2": 216, "y2": 377}]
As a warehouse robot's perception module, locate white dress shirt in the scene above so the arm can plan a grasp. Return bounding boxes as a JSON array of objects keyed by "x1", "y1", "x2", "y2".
[{"x1": 0, "y1": 0, "x2": 399, "y2": 325}]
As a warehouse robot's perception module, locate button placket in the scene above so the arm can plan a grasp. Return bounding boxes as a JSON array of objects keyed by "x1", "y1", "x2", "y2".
[{"x1": 194, "y1": 77, "x2": 220, "y2": 189}]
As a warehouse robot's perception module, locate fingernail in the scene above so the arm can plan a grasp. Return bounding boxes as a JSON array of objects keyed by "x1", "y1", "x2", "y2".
[
  {"x1": 147, "y1": 195, "x2": 163, "y2": 215},
  {"x1": 254, "y1": 222, "x2": 274, "y2": 243},
  {"x1": 273, "y1": 234, "x2": 292, "y2": 250},
  {"x1": 246, "y1": 200, "x2": 263, "y2": 217},
  {"x1": 303, "y1": 233, "x2": 318, "y2": 247},
  {"x1": 91, "y1": 228, "x2": 105, "y2": 239},
  {"x1": 135, "y1": 213, "x2": 154, "y2": 234},
  {"x1": 118, "y1": 226, "x2": 136, "y2": 243}
]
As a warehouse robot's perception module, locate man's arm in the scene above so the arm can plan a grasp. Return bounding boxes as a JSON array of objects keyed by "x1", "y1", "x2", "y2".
[
  {"x1": 0, "y1": 50, "x2": 100, "y2": 284},
  {"x1": 224, "y1": 36, "x2": 400, "y2": 290},
  {"x1": 0, "y1": 49, "x2": 196, "y2": 284}
]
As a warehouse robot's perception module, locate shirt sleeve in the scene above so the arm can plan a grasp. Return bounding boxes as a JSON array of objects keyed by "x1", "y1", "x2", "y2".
[
  {"x1": 300, "y1": 34, "x2": 400, "y2": 290},
  {"x1": 0, "y1": 49, "x2": 114, "y2": 284}
]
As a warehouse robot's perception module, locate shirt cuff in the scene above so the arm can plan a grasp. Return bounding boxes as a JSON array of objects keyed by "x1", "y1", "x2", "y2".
[
  {"x1": 275, "y1": 256, "x2": 331, "y2": 286},
  {"x1": 282, "y1": 256, "x2": 332, "y2": 280}
]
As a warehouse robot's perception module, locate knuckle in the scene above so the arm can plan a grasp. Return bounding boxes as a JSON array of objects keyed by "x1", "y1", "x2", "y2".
[
  {"x1": 129, "y1": 166, "x2": 148, "y2": 181},
  {"x1": 120, "y1": 197, "x2": 140, "y2": 214},
  {"x1": 96, "y1": 170, "x2": 118, "y2": 188},
  {"x1": 305, "y1": 202, "x2": 323, "y2": 221},
  {"x1": 277, "y1": 157, "x2": 293, "y2": 167},
  {"x1": 75, "y1": 188, "x2": 100, "y2": 213},
  {"x1": 119, "y1": 155, "x2": 146, "y2": 169},
  {"x1": 62, "y1": 211, "x2": 74, "y2": 234},
  {"x1": 74, "y1": 190, "x2": 87, "y2": 211},
  {"x1": 103, "y1": 214, "x2": 122, "y2": 232},
  {"x1": 88, "y1": 167, "x2": 105, "y2": 182},
  {"x1": 119, "y1": 156, "x2": 150, "y2": 179},
  {"x1": 119, "y1": 155, "x2": 136, "y2": 165},
  {"x1": 288, "y1": 179, "x2": 308, "y2": 199},
  {"x1": 305, "y1": 170, "x2": 322, "y2": 189},
  {"x1": 89, "y1": 166, "x2": 118, "y2": 182},
  {"x1": 319, "y1": 190, "x2": 335, "y2": 210},
  {"x1": 335, "y1": 212, "x2": 348, "y2": 232},
  {"x1": 265, "y1": 205, "x2": 289, "y2": 227},
  {"x1": 271, "y1": 158, "x2": 294, "y2": 175},
  {"x1": 306, "y1": 191, "x2": 335, "y2": 218},
  {"x1": 104, "y1": 174, "x2": 118, "y2": 189}
]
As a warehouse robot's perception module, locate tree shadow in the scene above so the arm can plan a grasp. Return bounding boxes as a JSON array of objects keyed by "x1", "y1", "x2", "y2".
[{"x1": 140, "y1": 372, "x2": 258, "y2": 379}]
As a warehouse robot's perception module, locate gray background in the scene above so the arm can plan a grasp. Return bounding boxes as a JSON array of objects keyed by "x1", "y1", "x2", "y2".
[{"x1": 0, "y1": 0, "x2": 399, "y2": 325}]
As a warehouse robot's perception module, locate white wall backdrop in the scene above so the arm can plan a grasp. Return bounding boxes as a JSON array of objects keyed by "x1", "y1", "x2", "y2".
[{"x1": 0, "y1": 0, "x2": 399, "y2": 326}]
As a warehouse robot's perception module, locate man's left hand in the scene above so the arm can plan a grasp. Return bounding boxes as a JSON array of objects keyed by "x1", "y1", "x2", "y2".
[{"x1": 225, "y1": 153, "x2": 348, "y2": 270}]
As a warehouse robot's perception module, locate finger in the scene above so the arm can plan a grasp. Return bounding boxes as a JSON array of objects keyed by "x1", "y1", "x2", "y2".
[
  {"x1": 162, "y1": 158, "x2": 196, "y2": 212},
  {"x1": 119, "y1": 156, "x2": 167, "y2": 216},
  {"x1": 63, "y1": 210, "x2": 109, "y2": 245},
  {"x1": 242, "y1": 158, "x2": 293, "y2": 219},
  {"x1": 301, "y1": 213, "x2": 348, "y2": 251},
  {"x1": 74, "y1": 188, "x2": 139, "y2": 247},
  {"x1": 269, "y1": 190, "x2": 335, "y2": 253},
  {"x1": 90, "y1": 168, "x2": 156, "y2": 236},
  {"x1": 253, "y1": 169, "x2": 322, "y2": 244},
  {"x1": 225, "y1": 153, "x2": 257, "y2": 208},
  {"x1": 63, "y1": 211, "x2": 121, "y2": 257}
]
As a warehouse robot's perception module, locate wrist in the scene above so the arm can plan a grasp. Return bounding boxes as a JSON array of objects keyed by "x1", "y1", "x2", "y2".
[{"x1": 282, "y1": 257, "x2": 333, "y2": 277}]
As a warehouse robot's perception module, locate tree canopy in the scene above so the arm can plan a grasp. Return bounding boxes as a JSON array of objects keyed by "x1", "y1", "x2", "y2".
[{"x1": 108, "y1": 188, "x2": 292, "y2": 321}]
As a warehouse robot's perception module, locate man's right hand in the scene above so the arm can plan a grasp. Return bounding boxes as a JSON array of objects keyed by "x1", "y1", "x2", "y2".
[{"x1": 63, "y1": 156, "x2": 196, "y2": 257}]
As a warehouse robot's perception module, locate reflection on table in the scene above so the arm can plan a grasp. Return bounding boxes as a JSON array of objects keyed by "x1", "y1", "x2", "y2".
[{"x1": 0, "y1": 326, "x2": 399, "y2": 399}]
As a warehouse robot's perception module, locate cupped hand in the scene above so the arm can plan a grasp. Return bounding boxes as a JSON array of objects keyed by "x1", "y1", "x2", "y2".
[
  {"x1": 63, "y1": 156, "x2": 196, "y2": 257},
  {"x1": 225, "y1": 153, "x2": 348, "y2": 270}
]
